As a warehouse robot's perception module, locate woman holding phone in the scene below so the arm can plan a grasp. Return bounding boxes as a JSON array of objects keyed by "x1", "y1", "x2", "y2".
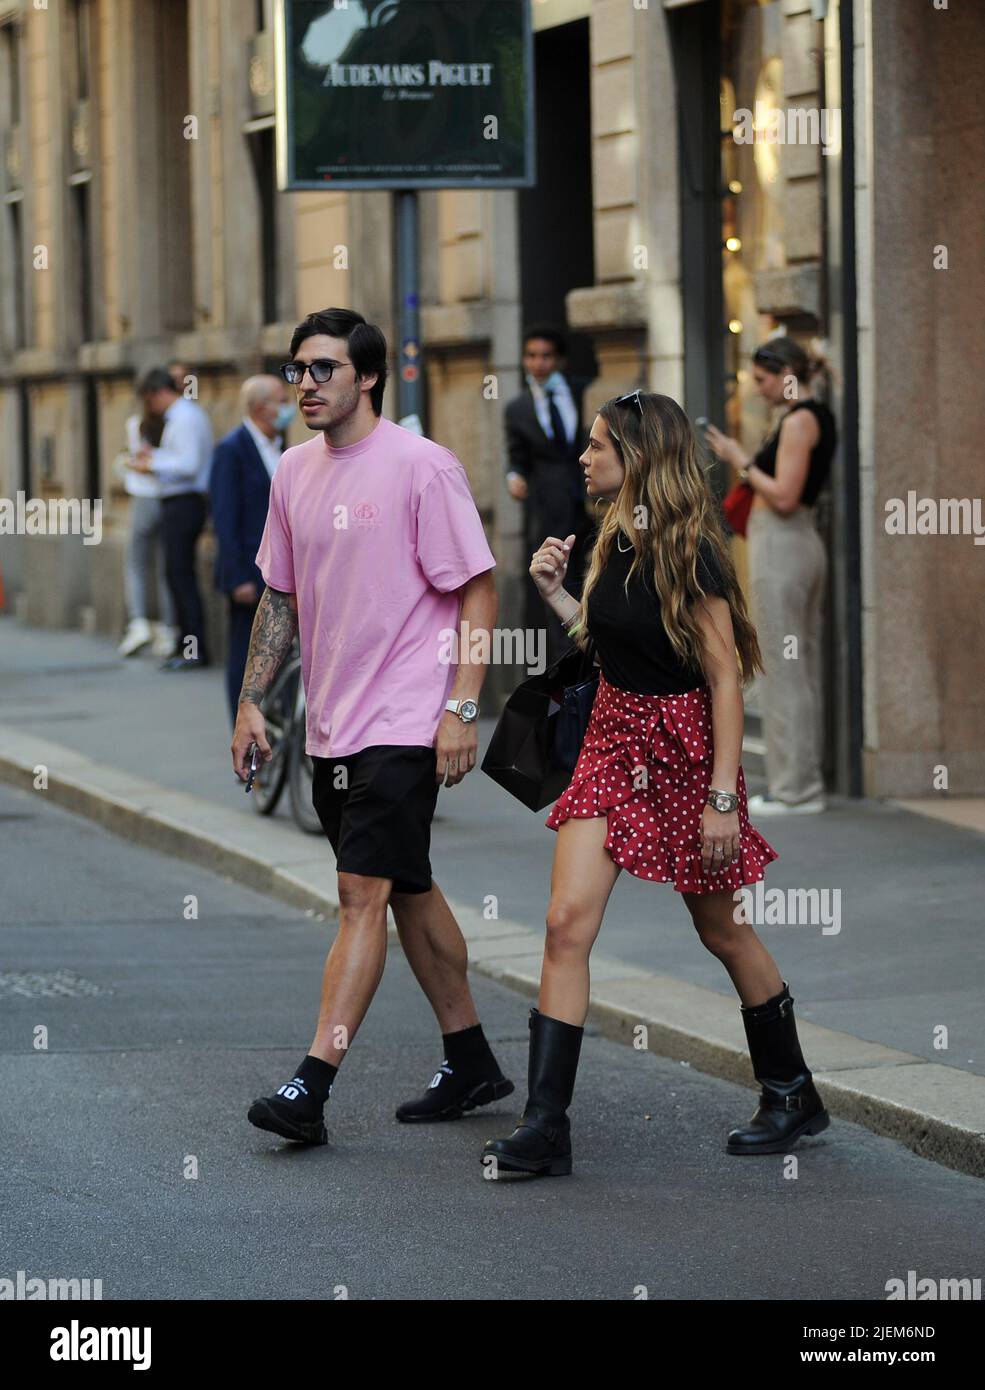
[
  {"x1": 482, "y1": 391, "x2": 829, "y2": 1178},
  {"x1": 704, "y1": 338, "x2": 836, "y2": 814}
]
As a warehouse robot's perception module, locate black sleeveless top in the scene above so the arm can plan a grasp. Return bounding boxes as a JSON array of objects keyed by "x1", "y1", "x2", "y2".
[
  {"x1": 752, "y1": 399, "x2": 836, "y2": 507},
  {"x1": 585, "y1": 535, "x2": 727, "y2": 695}
]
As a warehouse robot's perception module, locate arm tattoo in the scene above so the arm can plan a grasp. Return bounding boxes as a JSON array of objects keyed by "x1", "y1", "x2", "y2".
[{"x1": 238, "y1": 586, "x2": 298, "y2": 706}]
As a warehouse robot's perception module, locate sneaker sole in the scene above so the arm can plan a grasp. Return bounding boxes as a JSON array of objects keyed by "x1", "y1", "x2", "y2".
[
  {"x1": 247, "y1": 1098, "x2": 327, "y2": 1146},
  {"x1": 395, "y1": 1076, "x2": 515, "y2": 1124},
  {"x1": 726, "y1": 1108, "x2": 830, "y2": 1155}
]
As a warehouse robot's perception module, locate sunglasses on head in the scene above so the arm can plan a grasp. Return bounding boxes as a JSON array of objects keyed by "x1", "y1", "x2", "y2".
[{"x1": 615, "y1": 388, "x2": 644, "y2": 413}]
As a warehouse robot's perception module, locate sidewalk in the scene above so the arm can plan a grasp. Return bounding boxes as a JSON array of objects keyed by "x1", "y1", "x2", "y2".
[{"x1": 2, "y1": 616, "x2": 984, "y2": 1179}]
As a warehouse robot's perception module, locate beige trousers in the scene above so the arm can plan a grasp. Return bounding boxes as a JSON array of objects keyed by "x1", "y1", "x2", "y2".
[{"x1": 746, "y1": 506, "x2": 827, "y2": 804}]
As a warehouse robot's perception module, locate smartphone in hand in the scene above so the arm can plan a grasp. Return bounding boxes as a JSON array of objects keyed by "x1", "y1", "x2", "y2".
[{"x1": 244, "y1": 741, "x2": 259, "y2": 794}]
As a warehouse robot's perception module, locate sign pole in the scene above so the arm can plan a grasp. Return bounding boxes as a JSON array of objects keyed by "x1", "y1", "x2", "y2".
[
  {"x1": 277, "y1": 0, "x2": 535, "y2": 432},
  {"x1": 396, "y1": 189, "x2": 422, "y2": 428}
]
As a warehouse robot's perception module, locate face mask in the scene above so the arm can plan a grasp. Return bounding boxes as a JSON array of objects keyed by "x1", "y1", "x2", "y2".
[
  {"x1": 274, "y1": 404, "x2": 296, "y2": 432},
  {"x1": 527, "y1": 367, "x2": 564, "y2": 392}
]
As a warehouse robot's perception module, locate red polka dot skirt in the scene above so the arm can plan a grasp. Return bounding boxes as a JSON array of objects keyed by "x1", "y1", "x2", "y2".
[{"x1": 544, "y1": 673, "x2": 779, "y2": 894}]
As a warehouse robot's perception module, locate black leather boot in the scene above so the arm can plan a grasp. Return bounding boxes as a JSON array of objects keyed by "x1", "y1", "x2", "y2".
[
  {"x1": 481, "y1": 1008, "x2": 583, "y2": 1177},
  {"x1": 726, "y1": 981, "x2": 830, "y2": 1155}
]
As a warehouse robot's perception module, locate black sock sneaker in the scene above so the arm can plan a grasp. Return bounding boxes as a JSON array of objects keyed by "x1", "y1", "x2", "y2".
[
  {"x1": 444, "y1": 1022, "x2": 499, "y2": 1075},
  {"x1": 248, "y1": 1054, "x2": 337, "y2": 1144},
  {"x1": 395, "y1": 1025, "x2": 513, "y2": 1123}
]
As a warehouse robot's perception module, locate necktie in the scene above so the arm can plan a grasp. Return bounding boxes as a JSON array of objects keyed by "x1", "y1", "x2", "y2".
[{"x1": 545, "y1": 388, "x2": 568, "y2": 454}]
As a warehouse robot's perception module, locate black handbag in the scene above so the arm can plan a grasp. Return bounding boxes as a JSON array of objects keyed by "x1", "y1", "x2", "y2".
[{"x1": 480, "y1": 637, "x2": 599, "y2": 811}]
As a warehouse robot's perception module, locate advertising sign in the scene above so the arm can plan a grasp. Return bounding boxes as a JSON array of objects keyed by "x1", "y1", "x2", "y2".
[{"x1": 276, "y1": 0, "x2": 534, "y2": 189}]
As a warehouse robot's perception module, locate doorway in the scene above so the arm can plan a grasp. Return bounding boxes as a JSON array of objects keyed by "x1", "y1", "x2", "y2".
[
  {"x1": 518, "y1": 18, "x2": 595, "y2": 383},
  {"x1": 516, "y1": 18, "x2": 596, "y2": 636}
]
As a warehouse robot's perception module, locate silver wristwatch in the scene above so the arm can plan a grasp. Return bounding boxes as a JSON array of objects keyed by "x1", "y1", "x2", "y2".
[
  {"x1": 706, "y1": 788, "x2": 739, "y2": 814},
  {"x1": 445, "y1": 698, "x2": 479, "y2": 724}
]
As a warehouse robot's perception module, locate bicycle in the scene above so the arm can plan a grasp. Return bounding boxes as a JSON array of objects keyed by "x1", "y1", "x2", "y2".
[{"x1": 250, "y1": 641, "x2": 322, "y2": 835}]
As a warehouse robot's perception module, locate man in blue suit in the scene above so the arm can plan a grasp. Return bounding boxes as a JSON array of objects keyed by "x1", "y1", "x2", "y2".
[{"x1": 210, "y1": 375, "x2": 294, "y2": 722}]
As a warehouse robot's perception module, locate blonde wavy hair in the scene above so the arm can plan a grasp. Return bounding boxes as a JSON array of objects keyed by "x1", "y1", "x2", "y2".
[{"x1": 570, "y1": 392, "x2": 764, "y2": 685}]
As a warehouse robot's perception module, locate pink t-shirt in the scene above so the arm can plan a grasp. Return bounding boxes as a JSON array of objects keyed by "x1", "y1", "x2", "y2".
[{"x1": 255, "y1": 415, "x2": 496, "y2": 758}]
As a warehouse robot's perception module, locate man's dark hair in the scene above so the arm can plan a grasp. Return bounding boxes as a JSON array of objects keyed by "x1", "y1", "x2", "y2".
[
  {"x1": 136, "y1": 366, "x2": 178, "y2": 397},
  {"x1": 522, "y1": 323, "x2": 567, "y2": 357},
  {"x1": 289, "y1": 307, "x2": 389, "y2": 416}
]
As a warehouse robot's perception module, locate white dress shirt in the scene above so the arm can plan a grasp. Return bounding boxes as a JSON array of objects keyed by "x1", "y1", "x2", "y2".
[
  {"x1": 150, "y1": 396, "x2": 214, "y2": 496},
  {"x1": 242, "y1": 416, "x2": 283, "y2": 480},
  {"x1": 528, "y1": 371, "x2": 578, "y2": 447},
  {"x1": 122, "y1": 415, "x2": 164, "y2": 499}
]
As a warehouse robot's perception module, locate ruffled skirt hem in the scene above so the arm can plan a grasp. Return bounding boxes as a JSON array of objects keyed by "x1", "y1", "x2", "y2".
[{"x1": 543, "y1": 676, "x2": 779, "y2": 896}]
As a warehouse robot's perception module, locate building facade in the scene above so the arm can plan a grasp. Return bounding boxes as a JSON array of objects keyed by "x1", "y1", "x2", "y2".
[{"x1": 1, "y1": 0, "x2": 982, "y2": 797}]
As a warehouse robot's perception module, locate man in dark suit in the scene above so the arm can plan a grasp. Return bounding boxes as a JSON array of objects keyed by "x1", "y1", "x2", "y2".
[
  {"x1": 209, "y1": 375, "x2": 293, "y2": 722},
  {"x1": 504, "y1": 324, "x2": 593, "y2": 663}
]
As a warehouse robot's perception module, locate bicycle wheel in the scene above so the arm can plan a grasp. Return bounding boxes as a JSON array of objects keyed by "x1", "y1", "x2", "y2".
[
  {"x1": 288, "y1": 708, "x2": 324, "y2": 835},
  {"x1": 251, "y1": 659, "x2": 299, "y2": 815}
]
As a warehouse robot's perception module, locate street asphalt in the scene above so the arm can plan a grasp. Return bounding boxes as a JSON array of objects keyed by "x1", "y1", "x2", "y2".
[
  {"x1": 2, "y1": 621, "x2": 983, "y2": 1075},
  {"x1": 2, "y1": 779, "x2": 984, "y2": 1301}
]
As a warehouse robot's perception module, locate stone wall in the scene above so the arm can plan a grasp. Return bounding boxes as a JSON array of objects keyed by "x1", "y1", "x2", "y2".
[{"x1": 857, "y1": 0, "x2": 985, "y2": 795}]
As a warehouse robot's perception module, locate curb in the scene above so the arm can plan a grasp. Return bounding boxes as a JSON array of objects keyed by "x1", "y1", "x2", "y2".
[{"x1": 2, "y1": 725, "x2": 984, "y2": 1182}]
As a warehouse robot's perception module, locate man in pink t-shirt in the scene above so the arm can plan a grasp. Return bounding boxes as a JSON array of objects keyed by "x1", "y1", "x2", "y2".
[{"x1": 231, "y1": 308, "x2": 513, "y2": 1146}]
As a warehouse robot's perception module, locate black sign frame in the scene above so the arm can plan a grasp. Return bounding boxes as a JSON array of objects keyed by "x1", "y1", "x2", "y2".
[{"x1": 275, "y1": 0, "x2": 535, "y2": 190}]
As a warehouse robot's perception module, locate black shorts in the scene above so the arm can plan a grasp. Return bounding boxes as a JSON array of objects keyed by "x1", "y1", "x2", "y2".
[{"x1": 310, "y1": 744, "x2": 440, "y2": 895}]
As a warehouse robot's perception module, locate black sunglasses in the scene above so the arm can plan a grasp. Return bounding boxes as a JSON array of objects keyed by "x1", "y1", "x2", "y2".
[{"x1": 279, "y1": 359, "x2": 354, "y2": 386}]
